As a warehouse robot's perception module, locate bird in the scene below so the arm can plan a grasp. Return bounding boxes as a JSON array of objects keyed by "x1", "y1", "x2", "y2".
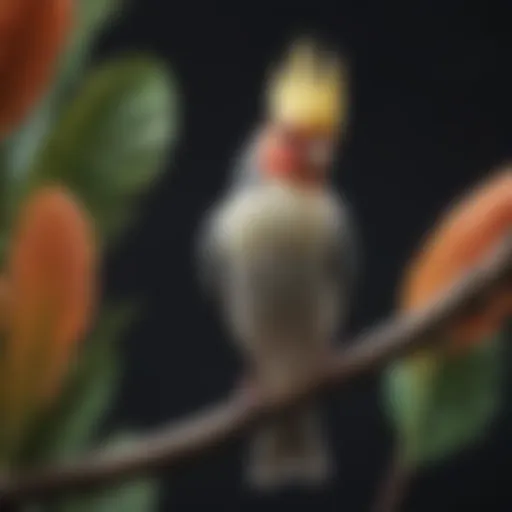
[{"x1": 195, "y1": 39, "x2": 360, "y2": 489}]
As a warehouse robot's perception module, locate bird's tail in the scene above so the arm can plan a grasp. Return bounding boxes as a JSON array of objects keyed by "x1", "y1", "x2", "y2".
[{"x1": 246, "y1": 405, "x2": 331, "y2": 490}]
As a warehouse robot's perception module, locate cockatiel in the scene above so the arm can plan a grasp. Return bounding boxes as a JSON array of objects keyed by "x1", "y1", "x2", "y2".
[{"x1": 196, "y1": 40, "x2": 359, "y2": 489}]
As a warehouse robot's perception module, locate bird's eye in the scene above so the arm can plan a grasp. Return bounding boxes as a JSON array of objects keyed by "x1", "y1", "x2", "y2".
[{"x1": 308, "y1": 139, "x2": 332, "y2": 167}]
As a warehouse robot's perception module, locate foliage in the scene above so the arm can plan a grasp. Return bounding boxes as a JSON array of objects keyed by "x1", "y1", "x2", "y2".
[
  {"x1": 0, "y1": 0, "x2": 73, "y2": 138},
  {"x1": 385, "y1": 166, "x2": 512, "y2": 471},
  {"x1": 16, "y1": 304, "x2": 134, "y2": 467},
  {"x1": 384, "y1": 332, "x2": 506, "y2": 468},
  {"x1": 0, "y1": 1, "x2": 507, "y2": 510},
  {"x1": 0, "y1": 0, "x2": 179, "y2": 510},
  {"x1": 25, "y1": 54, "x2": 177, "y2": 242}
]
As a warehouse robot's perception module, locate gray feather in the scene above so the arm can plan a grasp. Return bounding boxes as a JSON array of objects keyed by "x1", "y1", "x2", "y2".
[
  {"x1": 228, "y1": 131, "x2": 263, "y2": 190},
  {"x1": 194, "y1": 204, "x2": 224, "y2": 301},
  {"x1": 196, "y1": 138, "x2": 362, "y2": 325},
  {"x1": 195, "y1": 132, "x2": 262, "y2": 300},
  {"x1": 195, "y1": 170, "x2": 362, "y2": 488},
  {"x1": 229, "y1": 132, "x2": 360, "y2": 306}
]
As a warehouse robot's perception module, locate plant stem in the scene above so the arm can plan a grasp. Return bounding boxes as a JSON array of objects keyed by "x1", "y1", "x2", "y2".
[{"x1": 372, "y1": 448, "x2": 412, "y2": 512}]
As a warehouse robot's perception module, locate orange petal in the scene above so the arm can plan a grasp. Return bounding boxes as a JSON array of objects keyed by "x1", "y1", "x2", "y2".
[
  {"x1": 0, "y1": 275, "x2": 10, "y2": 332},
  {"x1": 400, "y1": 168, "x2": 512, "y2": 348},
  {"x1": 5, "y1": 185, "x2": 97, "y2": 414},
  {"x1": 0, "y1": 0, "x2": 73, "y2": 137}
]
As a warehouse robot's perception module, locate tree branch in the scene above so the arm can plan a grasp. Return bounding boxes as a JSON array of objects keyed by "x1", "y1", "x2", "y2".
[
  {"x1": 0, "y1": 234, "x2": 510, "y2": 505},
  {"x1": 371, "y1": 447, "x2": 412, "y2": 512}
]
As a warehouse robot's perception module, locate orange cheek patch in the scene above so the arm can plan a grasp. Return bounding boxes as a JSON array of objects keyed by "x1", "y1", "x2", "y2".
[{"x1": 259, "y1": 136, "x2": 299, "y2": 179}]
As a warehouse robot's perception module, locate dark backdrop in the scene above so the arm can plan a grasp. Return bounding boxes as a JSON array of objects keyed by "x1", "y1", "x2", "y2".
[{"x1": 94, "y1": 1, "x2": 512, "y2": 510}]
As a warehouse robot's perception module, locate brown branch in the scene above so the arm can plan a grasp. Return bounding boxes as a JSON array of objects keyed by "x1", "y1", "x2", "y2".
[
  {"x1": 371, "y1": 448, "x2": 412, "y2": 512},
  {"x1": 0, "y1": 234, "x2": 510, "y2": 505}
]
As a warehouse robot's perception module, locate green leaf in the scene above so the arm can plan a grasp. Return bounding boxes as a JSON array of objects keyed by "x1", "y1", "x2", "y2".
[
  {"x1": 23, "y1": 55, "x2": 179, "y2": 241},
  {"x1": 54, "y1": 433, "x2": 160, "y2": 512},
  {"x1": 384, "y1": 333, "x2": 506, "y2": 469},
  {"x1": 18, "y1": 303, "x2": 137, "y2": 466},
  {"x1": 2, "y1": 0, "x2": 128, "y2": 200},
  {"x1": 61, "y1": 479, "x2": 160, "y2": 512},
  {"x1": 58, "y1": 0, "x2": 127, "y2": 99},
  {"x1": 3, "y1": 100, "x2": 55, "y2": 191}
]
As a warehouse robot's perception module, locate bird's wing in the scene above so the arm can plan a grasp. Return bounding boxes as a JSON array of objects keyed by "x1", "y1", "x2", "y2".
[
  {"x1": 196, "y1": 130, "x2": 263, "y2": 300},
  {"x1": 196, "y1": 127, "x2": 266, "y2": 304},
  {"x1": 194, "y1": 202, "x2": 227, "y2": 302}
]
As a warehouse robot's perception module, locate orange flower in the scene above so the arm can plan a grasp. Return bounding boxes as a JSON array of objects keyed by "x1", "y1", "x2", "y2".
[
  {"x1": 3, "y1": 186, "x2": 97, "y2": 427},
  {"x1": 0, "y1": 276, "x2": 10, "y2": 332},
  {"x1": 400, "y1": 169, "x2": 512, "y2": 349},
  {"x1": 0, "y1": 0, "x2": 73, "y2": 137}
]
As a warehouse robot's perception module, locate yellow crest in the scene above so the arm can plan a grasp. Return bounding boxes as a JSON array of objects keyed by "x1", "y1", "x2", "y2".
[{"x1": 266, "y1": 39, "x2": 349, "y2": 133}]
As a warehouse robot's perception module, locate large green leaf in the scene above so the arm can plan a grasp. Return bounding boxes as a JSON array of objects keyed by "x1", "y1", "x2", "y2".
[
  {"x1": 384, "y1": 332, "x2": 505, "y2": 468},
  {"x1": 3, "y1": 100, "x2": 55, "y2": 193},
  {"x1": 3, "y1": 0, "x2": 128, "y2": 194},
  {"x1": 17, "y1": 303, "x2": 137, "y2": 466},
  {"x1": 21, "y1": 55, "x2": 178, "y2": 242},
  {"x1": 3, "y1": 0, "x2": 124, "y2": 184},
  {"x1": 58, "y1": 0, "x2": 127, "y2": 100}
]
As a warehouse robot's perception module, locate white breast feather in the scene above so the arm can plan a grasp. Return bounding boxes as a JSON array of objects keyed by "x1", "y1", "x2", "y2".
[{"x1": 216, "y1": 184, "x2": 338, "y2": 260}]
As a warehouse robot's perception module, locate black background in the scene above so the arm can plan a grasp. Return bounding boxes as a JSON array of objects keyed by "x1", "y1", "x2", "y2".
[{"x1": 95, "y1": 1, "x2": 511, "y2": 510}]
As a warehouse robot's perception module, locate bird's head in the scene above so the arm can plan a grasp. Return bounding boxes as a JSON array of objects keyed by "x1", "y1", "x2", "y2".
[{"x1": 257, "y1": 39, "x2": 349, "y2": 187}]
